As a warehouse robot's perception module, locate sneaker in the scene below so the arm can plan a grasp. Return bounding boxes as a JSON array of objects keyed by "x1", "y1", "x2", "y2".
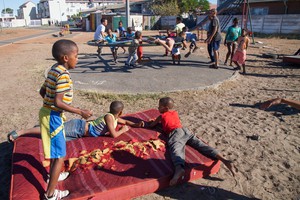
[
  {"x1": 209, "y1": 64, "x2": 219, "y2": 69},
  {"x1": 130, "y1": 63, "x2": 137, "y2": 68},
  {"x1": 47, "y1": 172, "x2": 69, "y2": 183},
  {"x1": 44, "y1": 189, "x2": 69, "y2": 200}
]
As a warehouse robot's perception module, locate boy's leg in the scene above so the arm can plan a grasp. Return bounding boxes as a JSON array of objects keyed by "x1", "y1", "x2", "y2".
[
  {"x1": 131, "y1": 52, "x2": 138, "y2": 66},
  {"x1": 168, "y1": 128, "x2": 191, "y2": 185},
  {"x1": 46, "y1": 158, "x2": 65, "y2": 197},
  {"x1": 230, "y1": 42, "x2": 237, "y2": 66},
  {"x1": 207, "y1": 42, "x2": 215, "y2": 63},
  {"x1": 64, "y1": 119, "x2": 86, "y2": 141},
  {"x1": 185, "y1": 128, "x2": 237, "y2": 176},
  {"x1": 184, "y1": 128, "x2": 219, "y2": 159},
  {"x1": 242, "y1": 64, "x2": 246, "y2": 74},
  {"x1": 224, "y1": 42, "x2": 231, "y2": 65}
]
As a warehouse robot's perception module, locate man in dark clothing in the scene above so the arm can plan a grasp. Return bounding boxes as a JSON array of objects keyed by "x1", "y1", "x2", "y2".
[{"x1": 205, "y1": 9, "x2": 222, "y2": 69}]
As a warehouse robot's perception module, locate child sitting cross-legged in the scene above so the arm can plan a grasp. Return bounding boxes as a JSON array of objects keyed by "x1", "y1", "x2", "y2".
[{"x1": 148, "y1": 97, "x2": 237, "y2": 186}]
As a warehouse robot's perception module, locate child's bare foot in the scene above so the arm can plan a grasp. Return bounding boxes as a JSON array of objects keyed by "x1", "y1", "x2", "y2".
[
  {"x1": 223, "y1": 160, "x2": 238, "y2": 177},
  {"x1": 170, "y1": 166, "x2": 185, "y2": 186}
]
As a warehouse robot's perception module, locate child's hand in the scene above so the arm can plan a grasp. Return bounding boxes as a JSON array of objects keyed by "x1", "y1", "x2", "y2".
[
  {"x1": 80, "y1": 109, "x2": 93, "y2": 119},
  {"x1": 121, "y1": 125, "x2": 130, "y2": 132}
]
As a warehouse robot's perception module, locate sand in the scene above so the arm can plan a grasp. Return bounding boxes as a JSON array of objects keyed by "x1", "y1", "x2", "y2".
[{"x1": 0, "y1": 27, "x2": 299, "y2": 200}]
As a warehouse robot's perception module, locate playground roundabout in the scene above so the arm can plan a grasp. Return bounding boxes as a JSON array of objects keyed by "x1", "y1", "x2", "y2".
[{"x1": 70, "y1": 46, "x2": 238, "y2": 94}]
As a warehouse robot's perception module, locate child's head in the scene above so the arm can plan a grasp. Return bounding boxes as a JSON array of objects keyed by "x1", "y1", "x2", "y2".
[
  {"x1": 107, "y1": 28, "x2": 113, "y2": 36},
  {"x1": 241, "y1": 28, "x2": 248, "y2": 36},
  {"x1": 109, "y1": 101, "x2": 124, "y2": 116},
  {"x1": 118, "y1": 21, "x2": 123, "y2": 27},
  {"x1": 101, "y1": 18, "x2": 108, "y2": 26},
  {"x1": 127, "y1": 27, "x2": 133, "y2": 33},
  {"x1": 233, "y1": 18, "x2": 239, "y2": 26},
  {"x1": 52, "y1": 39, "x2": 78, "y2": 69},
  {"x1": 176, "y1": 17, "x2": 182, "y2": 24},
  {"x1": 182, "y1": 26, "x2": 187, "y2": 32},
  {"x1": 158, "y1": 97, "x2": 174, "y2": 113},
  {"x1": 135, "y1": 31, "x2": 142, "y2": 39}
]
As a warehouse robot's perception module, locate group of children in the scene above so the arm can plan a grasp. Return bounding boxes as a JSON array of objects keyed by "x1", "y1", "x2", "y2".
[{"x1": 7, "y1": 38, "x2": 237, "y2": 199}]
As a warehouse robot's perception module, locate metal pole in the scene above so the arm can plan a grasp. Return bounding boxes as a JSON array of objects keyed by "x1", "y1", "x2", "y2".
[
  {"x1": 247, "y1": 0, "x2": 255, "y2": 44},
  {"x1": 126, "y1": 0, "x2": 130, "y2": 28},
  {"x1": 58, "y1": 0, "x2": 62, "y2": 26}
]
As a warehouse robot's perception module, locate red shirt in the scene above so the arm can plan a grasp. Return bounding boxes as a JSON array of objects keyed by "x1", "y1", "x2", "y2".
[{"x1": 161, "y1": 110, "x2": 182, "y2": 134}]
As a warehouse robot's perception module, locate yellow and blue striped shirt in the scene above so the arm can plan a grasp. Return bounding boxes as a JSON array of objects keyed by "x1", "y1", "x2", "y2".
[{"x1": 42, "y1": 64, "x2": 73, "y2": 112}]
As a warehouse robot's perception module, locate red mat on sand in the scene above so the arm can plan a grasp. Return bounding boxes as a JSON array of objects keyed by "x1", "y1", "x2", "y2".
[{"x1": 10, "y1": 109, "x2": 220, "y2": 200}]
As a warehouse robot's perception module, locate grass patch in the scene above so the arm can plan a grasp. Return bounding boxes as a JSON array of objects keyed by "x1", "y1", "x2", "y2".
[{"x1": 77, "y1": 90, "x2": 167, "y2": 104}]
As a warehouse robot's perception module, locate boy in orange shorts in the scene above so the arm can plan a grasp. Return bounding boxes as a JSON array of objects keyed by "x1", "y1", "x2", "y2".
[{"x1": 232, "y1": 29, "x2": 250, "y2": 74}]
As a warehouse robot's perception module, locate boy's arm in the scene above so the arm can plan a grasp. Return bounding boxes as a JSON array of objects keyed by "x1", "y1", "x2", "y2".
[
  {"x1": 105, "y1": 114, "x2": 129, "y2": 138},
  {"x1": 118, "y1": 118, "x2": 144, "y2": 128},
  {"x1": 148, "y1": 116, "x2": 162, "y2": 128},
  {"x1": 54, "y1": 93, "x2": 92, "y2": 119},
  {"x1": 39, "y1": 86, "x2": 46, "y2": 98}
]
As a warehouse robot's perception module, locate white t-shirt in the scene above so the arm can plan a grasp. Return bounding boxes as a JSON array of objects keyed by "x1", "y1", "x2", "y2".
[
  {"x1": 94, "y1": 24, "x2": 106, "y2": 40},
  {"x1": 174, "y1": 22, "x2": 185, "y2": 35}
]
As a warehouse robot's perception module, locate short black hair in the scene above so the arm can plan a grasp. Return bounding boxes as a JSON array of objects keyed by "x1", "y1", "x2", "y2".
[
  {"x1": 109, "y1": 101, "x2": 124, "y2": 114},
  {"x1": 135, "y1": 31, "x2": 142, "y2": 39},
  {"x1": 176, "y1": 17, "x2": 182, "y2": 22},
  {"x1": 101, "y1": 18, "x2": 107, "y2": 23},
  {"x1": 159, "y1": 97, "x2": 174, "y2": 109},
  {"x1": 52, "y1": 39, "x2": 77, "y2": 61},
  {"x1": 233, "y1": 18, "x2": 239, "y2": 23}
]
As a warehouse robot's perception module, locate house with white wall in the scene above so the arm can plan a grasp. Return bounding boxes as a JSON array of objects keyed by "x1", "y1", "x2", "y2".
[
  {"x1": 17, "y1": 1, "x2": 37, "y2": 26},
  {"x1": 37, "y1": 0, "x2": 94, "y2": 24}
]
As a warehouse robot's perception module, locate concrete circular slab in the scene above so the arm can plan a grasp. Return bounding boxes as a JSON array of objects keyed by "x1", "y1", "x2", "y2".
[{"x1": 71, "y1": 49, "x2": 236, "y2": 94}]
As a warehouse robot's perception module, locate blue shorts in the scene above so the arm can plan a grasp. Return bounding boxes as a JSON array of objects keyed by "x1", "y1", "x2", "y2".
[
  {"x1": 39, "y1": 107, "x2": 66, "y2": 159},
  {"x1": 64, "y1": 119, "x2": 86, "y2": 141},
  {"x1": 212, "y1": 40, "x2": 221, "y2": 51}
]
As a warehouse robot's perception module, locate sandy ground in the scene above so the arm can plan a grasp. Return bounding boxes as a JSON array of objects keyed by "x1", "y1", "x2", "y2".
[{"x1": 0, "y1": 27, "x2": 299, "y2": 200}]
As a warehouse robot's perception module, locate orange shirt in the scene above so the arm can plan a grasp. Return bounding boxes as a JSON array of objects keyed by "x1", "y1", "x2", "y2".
[{"x1": 161, "y1": 110, "x2": 182, "y2": 134}]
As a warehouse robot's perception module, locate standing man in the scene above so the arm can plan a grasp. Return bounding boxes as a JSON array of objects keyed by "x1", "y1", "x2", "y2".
[
  {"x1": 174, "y1": 17, "x2": 185, "y2": 36},
  {"x1": 205, "y1": 9, "x2": 222, "y2": 69},
  {"x1": 94, "y1": 18, "x2": 108, "y2": 56}
]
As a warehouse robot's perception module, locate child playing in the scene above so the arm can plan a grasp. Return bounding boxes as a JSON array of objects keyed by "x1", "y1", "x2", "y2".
[
  {"x1": 182, "y1": 27, "x2": 199, "y2": 58},
  {"x1": 117, "y1": 21, "x2": 126, "y2": 54},
  {"x1": 224, "y1": 18, "x2": 241, "y2": 66},
  {"x1": 8, "y1": 101, "x2": 144, "y2": 142},
  {"x1": 125, "y1": 31, "x2": 142, "y2": 68},
  {"x1": 232, "y1": 28, "x2": 250, "y2": 74},
  {"x1": 149, "y1": 97, "x2": 237, "y2": 186},
  {"x1": 154, "y1": 31, "x2": 187, "y2": 55},
  {"x1": 125, "y1": 27, "x2": 135, "y2": 39},
  {"x1": 163, "y1": 29, "x2": 176, "y2": 56},
  {"x1": 40, "y1": 39, "x2": 93, "y2": 199},
  {"x1": 105, "y1": 28, "x2": 119, "y2": 63}
]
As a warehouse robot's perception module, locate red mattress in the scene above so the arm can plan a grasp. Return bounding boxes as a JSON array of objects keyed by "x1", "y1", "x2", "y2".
[{"x1": 10, "y1": 109, "x2": 220, "y2": 200}]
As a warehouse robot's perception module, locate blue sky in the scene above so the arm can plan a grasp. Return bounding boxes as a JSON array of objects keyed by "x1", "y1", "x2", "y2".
[{"x1": 1, "y1": 0, "x2": 218, "y2": 15}]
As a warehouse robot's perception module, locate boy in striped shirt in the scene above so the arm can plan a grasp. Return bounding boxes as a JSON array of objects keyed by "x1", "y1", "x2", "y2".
[{"x1": 40, "y1": 39, "x2": 92, "y2": 199}]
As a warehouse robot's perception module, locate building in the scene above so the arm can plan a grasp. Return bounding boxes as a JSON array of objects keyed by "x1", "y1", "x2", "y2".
[
  {"x1": 217, "y1": 0, "x2": 300, "y2": 15},
  {"x1": 17, "y1": 1, "x2": 37, "y2": 25}
]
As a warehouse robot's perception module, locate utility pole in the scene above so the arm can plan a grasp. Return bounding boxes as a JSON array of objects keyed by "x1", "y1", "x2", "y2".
[{"x1": 126, "y1": 0, "x2": 130, "y2": 28}]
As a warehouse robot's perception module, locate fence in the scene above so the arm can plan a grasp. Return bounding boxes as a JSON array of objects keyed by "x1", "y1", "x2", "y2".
[{"x1": 197, "y1": 14, "x2": 300, "y2": 34}]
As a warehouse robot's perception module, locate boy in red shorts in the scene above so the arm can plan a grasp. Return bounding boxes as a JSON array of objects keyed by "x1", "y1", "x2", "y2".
[
  {"x1": 232, "y1": 29, "x2": 250, "y2": 74},
  {"x1": 149, "y1": 97, "x2": 237, "y2": 186}
]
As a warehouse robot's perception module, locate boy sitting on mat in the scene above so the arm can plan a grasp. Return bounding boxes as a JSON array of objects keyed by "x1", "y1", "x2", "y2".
[
  {"x1": 7, "y1": 101, "x2": 144, "y2": 143},
  {"x1": 148, "y1": 97, "x2": 237, "y2": 186}
]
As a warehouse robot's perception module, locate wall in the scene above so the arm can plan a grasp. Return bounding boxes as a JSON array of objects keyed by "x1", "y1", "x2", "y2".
[
  {"x1": 11, "y1": 19, "x2": 26, "y2": 27},
  {"x1": 197, "y1": 14, "x2": 300, "y2": 34}
]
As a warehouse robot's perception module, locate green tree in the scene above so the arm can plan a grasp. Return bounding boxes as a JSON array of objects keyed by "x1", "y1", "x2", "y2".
[
  {"x1": 2, "y1": 8, "x2": 14, "y2": 14},
  {"x1": 150, "y1": 0, "x2": 180, "y2": 16},
  {"x1": 179, "y1": 0, "x2": 210, "y2": 14},
  {"x1": 150, "y1": 0, "x2": 209, "y2": 16}
]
